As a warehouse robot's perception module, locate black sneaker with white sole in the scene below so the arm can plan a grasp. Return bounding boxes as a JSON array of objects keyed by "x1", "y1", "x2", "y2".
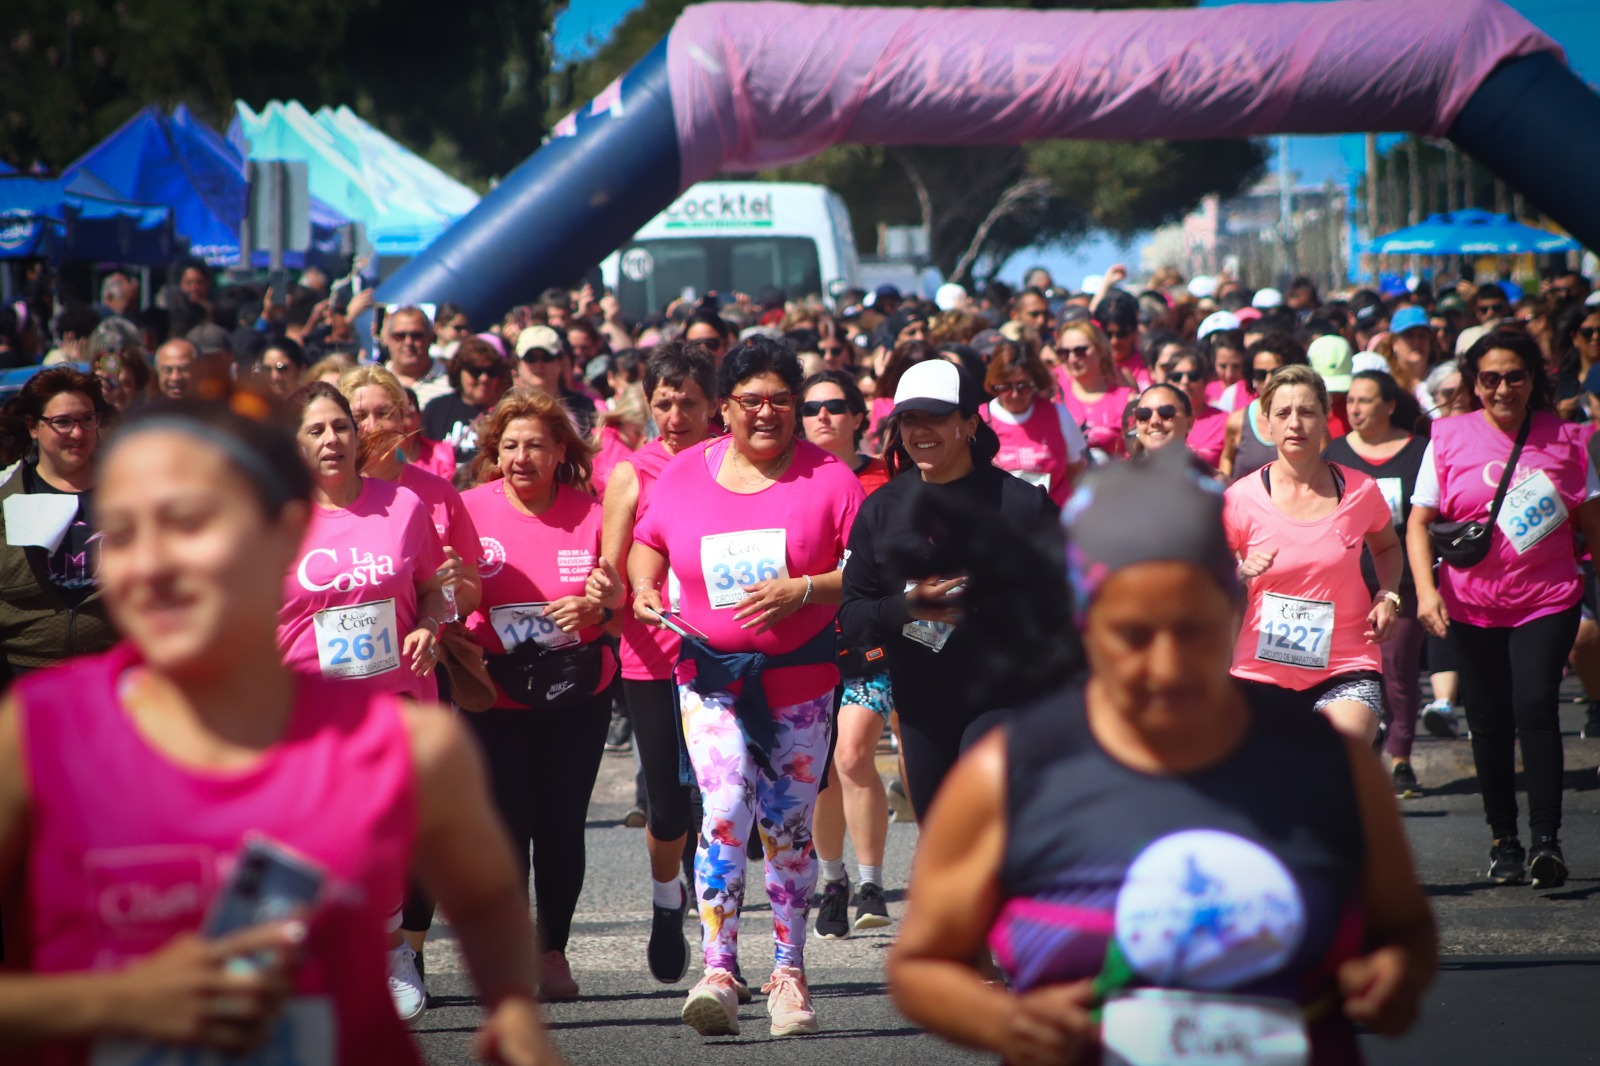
[
  {"x1": 852, "y1": 881, "x2": 891, "y2": 930},
  {"x1": 1420, "y1": 701, "x2": 1459, "y2": 739},
  {"x1": 1391, "y1": 761, "x2": 1420, "y2": 799},
  {"x1": 648, "y1": 883, "x2": 690, "y2": 983},
  {"x1": 1529, "y1": 836, "x2": 1568, "y2": 890},
  {"x1": 1488, "y1": 837, "x2": 1527, "y2": 885},
  {"x1": 815, "y1": 877, "x2": 850, "y2": 939},
  {"x1": 604, "y1": 712, "x2": 633, "y2": 754}
]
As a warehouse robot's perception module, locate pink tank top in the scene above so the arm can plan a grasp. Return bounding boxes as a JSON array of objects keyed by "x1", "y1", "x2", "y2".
[
  {"x1": 620, "y1": 440, "x2": 682, "y2": 681},
  {"x1": 981, "y1": 398, "x2": 1076, "y2": 505},
  {"x1": 1056, "y1": 372, "x2": 1133, "y2": 457},
  {"x1": 15, "y1": 644, "x2": 419, "y2": 1066}
]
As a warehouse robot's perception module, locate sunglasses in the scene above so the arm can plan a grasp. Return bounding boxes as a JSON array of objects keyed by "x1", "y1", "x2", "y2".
[
  {"x1": 818, "y1": 345, "x2": 848, "y2": 357},
  {"x1": 1252, "y1": 367, "x2": 1277, "y2": 382},
  {"x1": 1578, "y1": 327, "x2": 1600, "y2": 340},
  {"x1": 523, "y1": 351, "x2": 564, "y2": 364},
  {"x1": 731, "y1": 392, "x2": 795, "y2": 413},
  {"x1": 390, "y1": 330, "x2": 429, "y2": 342},
  {"x1": 1475, "y1": 303, "x2": 1509, "y2": 318},
  {"x1": 1060, "y1": 345, "x2": 1094, "y2": 360},
  {"x1": 1104, "y1": 328, "x2": 1132, "y2": 340},
  {"x1": 992, "y1": 381, "x2": 1037, "y2": 396},
  {"x1": 801, "y1": 398, "x2": 850, "y2": 417},
  {"x1": 1133, "y1": 404, "x2": 1180, "y2": 423},
  {"x1": 463, "y1": 363, "x2": 508, "y2": 378},
  {"x1": 1474, "y1": 369, "x2": 1529, "y2": 389},
  {"x1": 1166, "y1": 370, "x2": 1203, "y2": 383}
]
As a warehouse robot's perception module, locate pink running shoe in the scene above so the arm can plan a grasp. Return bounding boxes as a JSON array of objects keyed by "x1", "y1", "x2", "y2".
[
  {"x1": 681, "y1": 968, "x2": 742, "y2": 1036},
  {"x1": 762, "y1": 965, "x2": 819, "y2": 1036}
]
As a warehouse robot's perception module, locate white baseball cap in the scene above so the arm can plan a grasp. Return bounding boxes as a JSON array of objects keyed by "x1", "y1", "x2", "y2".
[
  {"x1": 1188, "y1": 275, "x2": 1218, "y2": 299},
  {"x1": 935, "y1": 282, "x2": 968, "y2": 312},
  {"x1": 1351, "y1": 351, "x2": 1390, "y2": 376},
  {"x1": 1252, "y1": 287, "x2": 1284, "y2": 309},
  {"x1": 1197, "y1": 310, "x2": 1241, "y2": 339},
  {"x1": 891, "y1": 359, "x2": 963, "y2": 417}
]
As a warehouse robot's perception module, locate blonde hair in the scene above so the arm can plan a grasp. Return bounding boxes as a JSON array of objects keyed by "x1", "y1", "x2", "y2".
[
  {"x1": 306, "y1": 353, "x2": 356, "y2": 385},
  {"x1": 599, "y1": 382, "x2": 649, "y2": 435},
  {"x1": 1258, "y1": 363, "x2": 1329, "y2": 416},
  {"x1": 472, "y1": 387, "x2": 596, "y2": 491},
  {"x1": 337, "y1": 364, "x2": 408, "y2": 411},
  {"x1": 1056, "y1": 319, "x2": 1117, "y2": 382}
]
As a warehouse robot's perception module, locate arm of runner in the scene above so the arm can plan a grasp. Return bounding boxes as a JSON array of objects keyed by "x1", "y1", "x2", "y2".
[
  {"x1": 1405, "y1": 505, "x2": 1447, "y2": 638},
  {"x1": 1219, "y1": 407, "x2": 1244, "y2": 481},
  {"x1": 405, "y1": 702, "x2": 565, "y2": 1066},
  {"x1": 407, "y1": 583, "x2": 448, "y2": 676},
  {"x1": 1336, "y1": 733, "x2": 1437, "y2": 1035},
  {"x1": 596, "y1": 463, "x2": 640, "y2": 606},
  {"x1": 889, "y1": 729, "x2": 1099, "y2": 1065},
  {"x1": 733, "y1": 569, "x2": 843, "y2": 632},
  {"x1": 439, "y1": 545, "x2": 482, "y2": 619},
  {"x1": 627, "y1": 540, "x2": 670, "y2": 625},
  {"x1": 1363, "y1": 522, "x2": 1403, "y2": 643}
]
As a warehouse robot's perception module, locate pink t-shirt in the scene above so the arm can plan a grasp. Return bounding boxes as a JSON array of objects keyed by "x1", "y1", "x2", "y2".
[
  {"x1": 462, "y1": 481, "x2": 617, "y2": 708},
  {"x1": 981, "y1": 397, "x2": 1083, "y2": 505},
  {"x1": 279, "y1": 478, "x2": 445, "y2": 702},
  {"x1": 1422, "y1": 411, "x2": 1590, "y2": 628},
  {"x1": 618, "y1": 440, "x2": 682, "y2": 681},
  {"x1": 1056, "y1": 372, "x2": 1134, "y2": 457},
  {"x1": 1224, "y1": 464, "x2": 1391, "y2": 690},
  {"x1": 633, "y1": 437, "x2": 865, "y2": 706},
  {"x1": 1189, "y1": 404, "x2": 1229, "y2": 468},
  {"x1": 15, "y1": 644, "x2": 419, "y2": 1066},
  {"x1": 591, "y1": 423, "x2": 637, "y2": 500},
  {"x1": 398, "y1": 463, "x2": 481, "y2": 570},
  {"x1": 407, "y1": 433, "x2": 457, "y2": 483}
]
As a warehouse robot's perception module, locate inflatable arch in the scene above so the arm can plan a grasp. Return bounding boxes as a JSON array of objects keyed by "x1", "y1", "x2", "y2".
[{"x1": 377, "y1": 0, "x2": 1600, "y2": 322}]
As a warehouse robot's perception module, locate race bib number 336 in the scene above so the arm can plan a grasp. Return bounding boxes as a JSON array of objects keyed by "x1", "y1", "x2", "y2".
[{"x1": 701, "y1": 529, "x2": 788, "y2": 609}]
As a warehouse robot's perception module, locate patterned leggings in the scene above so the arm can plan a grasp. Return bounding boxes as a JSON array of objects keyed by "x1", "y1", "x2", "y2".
[{"x1": 680, "y1": 685, "x2": 833, "y2": 973}]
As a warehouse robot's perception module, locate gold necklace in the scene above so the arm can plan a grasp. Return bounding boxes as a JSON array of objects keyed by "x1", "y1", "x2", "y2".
[{"x1": 733, "y1": 443, "x2": 793, "y2": 486}]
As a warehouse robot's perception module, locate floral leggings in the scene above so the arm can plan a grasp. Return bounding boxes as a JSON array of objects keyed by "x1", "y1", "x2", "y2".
[{"x1": 680, "y1": 685, "x2": 833, "y2": 973}]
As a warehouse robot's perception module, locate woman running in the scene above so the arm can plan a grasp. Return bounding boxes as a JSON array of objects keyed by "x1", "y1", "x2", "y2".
[
  {"x1": 1225, "y1": 365, "x2": 1402, "y2": 744},
  {"x1": 1407, "y1": 327, "x2": 1600, "y2": 889},
  {"x1": 628, "y1": 336, "x2": 864, "y2": 1038},
  {"x1": 839, "y1": 360, "x2": 1058, "y2": 824},
  {"x1": 1324, "y1": 370, "x2": 1431, "y2": 797},
  {"x1": 593, "y1": 343, "x2": 719, "y2": 989},
  {"x1": 459, "y1": 388, "x2": 619, "y2": 1001},
  {"x1": 889, "y1": 449, "x2": 1435, "y2": 1065},
  {"x1": 0, "y1": 397, "x2": 563, "y2": 1066},
  {"x1": 979, "y1": 339, "x2": 1085, "y2": 504},
  {"x1": 0, "y1": 369, "x2": 118, "y2": 686},
  {"x1": 798, "y1": 369, "x2": 896, "y2": 939},
  {"x1": 1054, "y1": 320, "x2": 1134, "y2": 460}
]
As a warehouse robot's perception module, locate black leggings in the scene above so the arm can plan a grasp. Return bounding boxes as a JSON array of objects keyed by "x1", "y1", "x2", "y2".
[
  {"x1": 1450, "y1": 605, "x2": 1579, "y2": 841},
  {"x1": 623, "y1": 678, "x2": 694, "y2": 841},
  {"x1": 462, "y1": 695, "x2": 610, "y2": 951},
  {"x1": 898, "y1": 708, "x2": 1012, "y2": 823}
]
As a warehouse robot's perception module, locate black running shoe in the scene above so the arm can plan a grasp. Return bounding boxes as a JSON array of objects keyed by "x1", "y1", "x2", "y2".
[
  {"x1": 1584, "y1": 704, "x2": 1600, "y2": 740},
  {"x1": 815, "y1": 877, "x2": 850, "y2": 940},
  {"x1": 853, "y1": 881, "x2": 892, "y2": 931},
  {"x1": 1488, "y1": 837, "x2": 1527, "y2": 885},
  {"x1": 604, "y1": 712, "x2": 633, "y2": 754},
  {"x1": 648, "y1": 883, "x2": 690, "y2": 983},
  {"x1": 1420, "y1": 701, "x2": 1459, "y2": 739},
  {"x1": 1529, "y1": 836, "x2": 1568, "y2": 890},
  {"x1": 1391, "y1": 761, "x2": 1420, "y2": 799}
]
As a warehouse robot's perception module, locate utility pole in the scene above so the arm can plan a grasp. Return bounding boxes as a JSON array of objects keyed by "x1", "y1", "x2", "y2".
[{"x1": 1365, "y1": 133, "x2": 1380, "y2": 283}]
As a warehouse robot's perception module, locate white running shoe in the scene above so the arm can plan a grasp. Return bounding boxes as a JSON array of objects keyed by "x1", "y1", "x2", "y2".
[
  {"x1": 388, "y1": 943, "x2": 427, "y2": 1022},
  {"x1": 1420, "y1": 699, "x2": 1459, "y2": 739}
]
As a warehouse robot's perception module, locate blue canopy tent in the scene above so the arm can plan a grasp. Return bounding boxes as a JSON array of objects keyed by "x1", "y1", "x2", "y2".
[
  {"x1": 0, "y1": 172, "x2": 177, "y2": 263},
  {"x1": 67, "y1": 105, "x2": 349, "y2": 270},
  {"x1": 1364, "y1": 209, "x2": 1581, "y2": 255}
]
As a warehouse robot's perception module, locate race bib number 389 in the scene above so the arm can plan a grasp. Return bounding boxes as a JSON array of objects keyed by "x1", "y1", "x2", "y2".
[
  {"x1": 701, "y1": 529, "x2": 788, "y2": 609},
  {"x1": 312, "y1": 599, "x2": 400, "y2": 680},
  {"x1": 1496, "y1": 470, "x2": 1568, "y2": 556}
]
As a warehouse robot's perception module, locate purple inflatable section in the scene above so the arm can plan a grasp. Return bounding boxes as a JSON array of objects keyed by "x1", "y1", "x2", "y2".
[{"x1": 666, "y1": 0, "x2": 1559, "y2": 186}]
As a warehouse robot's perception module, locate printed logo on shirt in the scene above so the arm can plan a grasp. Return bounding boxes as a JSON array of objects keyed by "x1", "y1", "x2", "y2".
[
  {"x1": 296, "y1": 547, "x2": 398, "y2": 593},
  {"x1": 478, "y1": 536, "x2": 507, "y2": 579},
  {"x1": 557, "y1": 548, "x2": 596, "y2": 584},
  {"x1": 1113, "y1": 830, "x2": 1306, "y2": 990},
  {"x1": 86, "y1": 846, "x2": 216, "y2": 965}
]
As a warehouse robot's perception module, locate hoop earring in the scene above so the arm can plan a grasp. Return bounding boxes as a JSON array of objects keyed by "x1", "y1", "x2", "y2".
[
  {"x1": 557, "y1": 460, "x2": 574, "y2": 483},
  {"x1": 967, "y1": 435, "x2": 976, "y2": 444}
]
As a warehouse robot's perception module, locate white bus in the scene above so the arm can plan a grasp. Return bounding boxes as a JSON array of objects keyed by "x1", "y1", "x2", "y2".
[{"x1": 600, "y1": 182, "x2": 859, "y2": 319}]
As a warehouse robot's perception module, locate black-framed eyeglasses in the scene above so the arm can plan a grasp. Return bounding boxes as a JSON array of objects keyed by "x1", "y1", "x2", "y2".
[
  {"x1": 1133, "y1": 404, "x2": 1179, "y2": 422},
  {"x1": 800, "y1": 399, "x2": 850, "y2": 417},
  {"x1": 991, "y1": 381, "x2": 1037, "y2": 396},
  {"x1": 731, "y1": 392, "x2": 795, "y2": 413},
  {"x1": 38, "y1": 413, "x2": 101, "y2": 433},
  {"x1": 1474, "y1": 369, "x2": 1529, "y2": 389}
]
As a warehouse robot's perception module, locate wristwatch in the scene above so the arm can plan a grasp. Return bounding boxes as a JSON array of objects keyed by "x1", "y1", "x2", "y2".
[
  {"x1": 1376, "y1": 590, "x2": 1402, "y2": 609},
  {"x1": 601, "y1": 606, "x2": 615, "y2": 624}
]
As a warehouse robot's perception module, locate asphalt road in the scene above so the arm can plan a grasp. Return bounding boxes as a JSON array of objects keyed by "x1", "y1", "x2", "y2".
[{"x1": 414, "y1": 696, "x2": 1600, "y2": 1065}]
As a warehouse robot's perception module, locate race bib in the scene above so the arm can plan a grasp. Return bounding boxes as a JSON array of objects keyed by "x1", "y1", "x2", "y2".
[
  {"x1": 1102, "y1": 989, "x2": 1308, "y2": 1066},
  {"x1": 1495, "y1": 469, "x2": 1568, "y2": 555},
  {"x1": 701, "y1": 529, "x2": 788, "y2": 609},
  {"x1": 1254, "y1": 593, "x2": 1333, "y2": 670},
  {"x1": 1376, "y1": 477, "x2": 1404, "y2": 526},
  {"x1": 900, "y1": 580, "x2": 956, "y2": 653},
  {"x1": 93, "y1": 996, "x2": 335, "y2": 1066},
  {"x1": 312, "y1": 599, "x2": 400, "y2": 680},
  {"x1": 490, "y1": 602, "x2": 579, "y2": 651},
  {"x1": 1010, "y1": 468, "x2": 1052, "y2": 489}
]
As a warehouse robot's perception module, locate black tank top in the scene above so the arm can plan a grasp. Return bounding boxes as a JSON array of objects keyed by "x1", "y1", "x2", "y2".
[{"x1": 993, "y1": 684, "x2": 1365, "y2": 1041}]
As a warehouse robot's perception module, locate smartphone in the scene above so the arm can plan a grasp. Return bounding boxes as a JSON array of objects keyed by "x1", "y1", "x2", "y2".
[
  {"x1": 651, "y1": 609, "x2": 710, "y2": 644},
  {"x1": 203, "y1": 835, "x2": 325, "y2": 968},
  {"x1": 372, "y1": 304, "x2": 387, "y2": 339}
]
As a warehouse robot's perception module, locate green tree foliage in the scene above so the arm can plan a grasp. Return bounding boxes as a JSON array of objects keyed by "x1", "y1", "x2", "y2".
[
  {"x1": 551, "y1": 0, "x2": 1264, "y2": 282},
  {"x1": 2, "y1": 0, "x2": 559, "y2": 186}
]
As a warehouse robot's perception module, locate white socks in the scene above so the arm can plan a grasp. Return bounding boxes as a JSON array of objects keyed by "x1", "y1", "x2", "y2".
[
  {"x1": 858, "y1": 864, "x2": 883, "y2": 888},
  {"x1": 652, "y1": 877, "x2": 685, "y2": 908},
  {"x1": 818, "y1": 857, "x2": 847, "y2": 884}
]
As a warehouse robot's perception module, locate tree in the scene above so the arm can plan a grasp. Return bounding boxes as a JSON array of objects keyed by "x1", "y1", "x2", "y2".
[
  {"x1": 1, "y1": 0, "x2": 561, "y2": 186},
  {"x1": 551, "y1": 0, "x2": 1264, "y2": 283}
]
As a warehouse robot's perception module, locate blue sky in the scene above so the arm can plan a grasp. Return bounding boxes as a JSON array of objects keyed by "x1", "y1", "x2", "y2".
[{"x1": 553, "y1": 0, "x2": 1600, "y2": 285}]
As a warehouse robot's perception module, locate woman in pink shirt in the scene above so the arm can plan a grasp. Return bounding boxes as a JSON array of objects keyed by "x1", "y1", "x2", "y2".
[
  {"x1": 1407, "y1": 328, "x2": 1600, "y2": 889},
  {"x1": 457, "y1": 389, "x2": 617, "y2": 1003},
  {"x1": 0, "y1": 397, "x2": 561, "y2": 1066},
  {"x1": 1225, "y1": 365, "x2": 1403, "y2": 745},
  {"x1": 590, "y1": 383, "x2": 648, "y2": 499},
  {"x1": 1161, "y1": 346, "x2": 1230, "y2": 469},
  {"x1": 1054, "y1": 321, "x2": 1134, "y2": 459},
  {"x1": 979, "y1": 339, "x2": 1085, "y2": 505},
  {"x1": 628, "y1": 337, "x2": 865, "y2": 1039},
  {"x1": 595, "y1": 343, "x2": 720, "y2": 988}
]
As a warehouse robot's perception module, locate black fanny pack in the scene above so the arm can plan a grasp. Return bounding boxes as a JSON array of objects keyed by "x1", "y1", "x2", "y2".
[
  {"x1": 485, "y1": 639, "x2": 605, "y2": 710},
  {"x1": 1427, "y1": 415, "x2": 1530, "y2": 570}
]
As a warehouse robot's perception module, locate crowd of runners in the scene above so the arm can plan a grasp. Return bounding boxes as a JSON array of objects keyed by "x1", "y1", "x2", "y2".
[{"x1": 0, "y1": 258, "x2": 1597, "y2": 1062}]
